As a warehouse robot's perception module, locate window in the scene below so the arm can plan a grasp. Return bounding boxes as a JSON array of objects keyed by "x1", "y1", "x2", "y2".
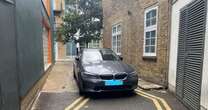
[
  {"x1": 144, "y1": 6, "x2": 158, "y2": 57},
  {"x1": 88, "y1": 40, "x2": 100, "y2": 48},
  {"x1": 112, "y1": 24, "x2": 122, "y2": 55}
]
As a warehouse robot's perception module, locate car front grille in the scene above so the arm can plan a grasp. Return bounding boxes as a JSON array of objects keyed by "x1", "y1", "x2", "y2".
[
  {"x1": 97, "y1": 85, "x2": 132, "y2": 91},
  {"x1": 100, "y1": 74, "x2": 113, "y2": 80},
  {"x1": 100, "y1": 73, "x2": 127, "y2": 80}
]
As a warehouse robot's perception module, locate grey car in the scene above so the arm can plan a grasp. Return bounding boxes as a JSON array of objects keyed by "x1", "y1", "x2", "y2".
[{"x1": 73, "y1": 48, "x2": 138, "y2": 94}]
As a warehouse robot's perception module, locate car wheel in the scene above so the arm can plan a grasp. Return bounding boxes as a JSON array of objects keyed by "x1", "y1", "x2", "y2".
[
  {"x1": 78, "y1": 85, "x2": 85, "y2": 95},
  {"x1": 78, "y1": 80, "x2": 85, "y2": 95},
  {"x1": 73, "y1": 67, "x2": 76, "y2": 79},
  {"x1": 79, "y1": 89, "x2": 85, "y2": 95},
  {"x1": 73, "y1": 71, "x2": 76, "y2": 79}
]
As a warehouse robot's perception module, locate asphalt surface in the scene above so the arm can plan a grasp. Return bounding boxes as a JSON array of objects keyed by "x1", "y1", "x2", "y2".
[
  {"x1": 79, "y1": 92, "x2": 156, "y2": 110},
  {"x1": 31, "y1": 61, "x2": 188, "y2": 110}
]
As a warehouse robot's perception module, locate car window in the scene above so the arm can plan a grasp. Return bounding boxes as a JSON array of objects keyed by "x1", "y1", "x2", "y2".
[
  {"x1": 100, "y1": 49, "x2": 120, "y2": 61},
  {"x1": 82, "y1": 49, "x2": 120, "y2": 64},
  {"x1": 82, "y1": 51, "x2": 103, "y2": 64}
]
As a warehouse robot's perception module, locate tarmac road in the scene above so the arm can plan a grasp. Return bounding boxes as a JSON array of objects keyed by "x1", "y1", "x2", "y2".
[{"x1": 31, "y1": 61, "x2": 188, "y2": 110}]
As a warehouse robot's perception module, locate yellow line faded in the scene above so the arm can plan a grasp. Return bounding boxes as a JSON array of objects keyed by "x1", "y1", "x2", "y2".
[
  {"x1": 65, "y1": 96, "x2": 85, "y2": 110},
  {"x1": 73, "y1": 98, "x2": 90, "y2": 110},
  {"x1": 135, "y1": 89, "x2": 172, "y2": 110},
  {"x1": 135, "y1": 92, "x2": 163, "y2": 110}
]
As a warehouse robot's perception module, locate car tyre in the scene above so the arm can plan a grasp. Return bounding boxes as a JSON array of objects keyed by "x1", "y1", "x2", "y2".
[
  {"x1": 73, "y1": 70, "x2": 76, "y2": 79},
  {"x1": 78, "y1": 80, "x2": 85, "y2": 96}
]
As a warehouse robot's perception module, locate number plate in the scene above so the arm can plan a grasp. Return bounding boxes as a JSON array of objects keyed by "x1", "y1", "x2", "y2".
[{"x1": 105, "y1": 80, "x2": 123, "y2": 86}]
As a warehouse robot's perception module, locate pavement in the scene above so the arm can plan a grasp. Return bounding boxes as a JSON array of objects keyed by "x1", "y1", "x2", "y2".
[
  {"x1": 31, "y1": 61, "x2": 188, "y2": 110},
  {"x1": 138, "y1": 79, "x2": 164, "y2": 90}
]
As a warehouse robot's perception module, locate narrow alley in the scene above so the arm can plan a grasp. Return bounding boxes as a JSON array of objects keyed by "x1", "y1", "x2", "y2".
[{"x1": 31, "y1": 61, "x2": 187, "y2": 110}]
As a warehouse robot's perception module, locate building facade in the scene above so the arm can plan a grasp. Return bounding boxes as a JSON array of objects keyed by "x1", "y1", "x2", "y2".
[
  {"x1": 169, "y1": 0, "x2": 208, "y2": 110},
  {"x1": 102, "y1": 0, "x2": 171, "y2": 85},
  {"x1": 54, "y1": 0, "x2": 72, "y2": 60},
  {"x1": 54, "y1": 0, "x2": 103, "y2": 60},
  {"x1": 0, "y1": 0, "x2": 54, "y2": 110}
]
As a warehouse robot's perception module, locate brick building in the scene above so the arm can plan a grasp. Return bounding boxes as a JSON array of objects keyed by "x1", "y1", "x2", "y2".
[
  {"x1": 54, "y1": 0, "x2": 103, "y2": 60},
  {"x1": 53, "y1": 0, "x2": 74, "y2": 60},
  {"x1": 102, "y1": 0, "x2": 171, "y2": 85}
]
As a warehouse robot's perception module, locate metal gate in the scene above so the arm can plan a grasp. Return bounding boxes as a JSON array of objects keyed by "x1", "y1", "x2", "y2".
[{"x1": 176, "y1": 0, "x2": 207, "y2": 110}]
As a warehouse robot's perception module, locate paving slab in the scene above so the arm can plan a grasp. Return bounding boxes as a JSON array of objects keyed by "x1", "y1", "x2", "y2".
[
  {"x1": 31, "y1": 61, "x2": 79, "y2": 110},
  {"x1": 31, "y1": 92, "x2": 79, "y2": 110},
  {"x1": 138, "y1": 79, "x2": 164, "y2": 90}
]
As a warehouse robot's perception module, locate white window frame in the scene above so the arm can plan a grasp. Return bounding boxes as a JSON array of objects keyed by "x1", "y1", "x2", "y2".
[
  {"x1": 112, "y1": 23, "x2": 122, "y2": 55},
  {"x1": 143, "y1": 6, "x2": 158, "y2": 57},
  {"x1": 88, "y1": 40, "x2": 100, "y2": 48}
]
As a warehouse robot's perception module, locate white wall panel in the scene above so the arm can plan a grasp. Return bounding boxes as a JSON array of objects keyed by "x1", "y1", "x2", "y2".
[
  {"x1": 169, "y1": 0, "x2": 193, "y2": 92},
  {"x1": 200, "y1": 1, "x2": 208, "y2": 109}
]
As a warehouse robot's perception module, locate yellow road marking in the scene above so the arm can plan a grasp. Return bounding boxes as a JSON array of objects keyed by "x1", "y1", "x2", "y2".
[
  {"x1": 135, "y1": 92, "x2": 163, "y2": 110},
  {"x1": 73, "y1": 98, "x2": 90, "y2": 110},
  {"x1": 135, "y1": 89, "x2": 172, "y2": 110},
  {"x1": 65, "y1": 96, "x2": 85, "y2": 110}
]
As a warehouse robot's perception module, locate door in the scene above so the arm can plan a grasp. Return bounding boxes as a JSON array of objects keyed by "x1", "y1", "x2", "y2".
[
  {"x1": 66, "y1": 40, "x2": 77, "y2": 57},
  {"x1": 176, "y1": 0, "x2": 207, "y2": 110}
]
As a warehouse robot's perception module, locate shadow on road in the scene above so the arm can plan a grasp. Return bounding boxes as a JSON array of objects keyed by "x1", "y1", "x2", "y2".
[{"x1": 85, "y1": 91, "x2": 137, "y2": 99}]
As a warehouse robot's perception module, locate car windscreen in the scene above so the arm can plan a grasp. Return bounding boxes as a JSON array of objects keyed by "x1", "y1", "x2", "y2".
[{"x1": 82, "y1": 49, "x2": 120, "y2": 64}]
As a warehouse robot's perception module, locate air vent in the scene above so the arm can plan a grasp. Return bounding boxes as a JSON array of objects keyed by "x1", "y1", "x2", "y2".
[{"x1": 176, "y1": 0, "x2": 207, "y2": 110}]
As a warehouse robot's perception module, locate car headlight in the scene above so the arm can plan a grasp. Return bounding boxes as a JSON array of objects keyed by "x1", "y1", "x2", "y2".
[
  {"x1": 81, "y1": 72, "x2": 100, "y2": 79},
  {"x1": 129, "y1": 71, "x2": 138, "y2": 77}
]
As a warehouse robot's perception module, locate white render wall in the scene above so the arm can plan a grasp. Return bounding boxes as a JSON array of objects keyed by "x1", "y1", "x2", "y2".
[
  {"x1": 169, "y1": 0, "x2": 208, "y2": 109},
  {"x1": 200, "y1": 0, "x2": 208, "y2": 109},
  {"x1": 168, "y1": 0, "x2": 193, "y2": 92}
]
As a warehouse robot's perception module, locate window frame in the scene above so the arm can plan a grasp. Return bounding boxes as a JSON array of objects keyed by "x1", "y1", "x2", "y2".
[
  {"x1": 143, "y1": 6, "x2": 158, "y2": 57},
  {"x1": 112, "y1": 23, "x2": 122, "y2": 55}
]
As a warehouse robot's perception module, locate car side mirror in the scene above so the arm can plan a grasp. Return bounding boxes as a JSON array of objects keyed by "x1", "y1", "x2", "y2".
[
  {"x1": 75, "y1": 57, "x2": 80, "y2": 61},
  {"x1": 119, "y1": 56, "x2": 123, "y2": 61}
]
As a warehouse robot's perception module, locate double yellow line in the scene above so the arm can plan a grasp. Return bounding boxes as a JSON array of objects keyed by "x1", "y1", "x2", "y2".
[
  {"x1": 65, "y1": 90, "x2": 171, "y2": 110},
  {"x1": 135, "y1": 89, "x2": 172, "y2": 110},
  {"x1": 65, "y1": 96, "x2": 90, "y2": 110}
]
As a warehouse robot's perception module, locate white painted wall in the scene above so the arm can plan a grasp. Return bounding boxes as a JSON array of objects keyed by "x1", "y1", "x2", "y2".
[
  {"x1": 169, "y1": 0, "x2": 208, "y2": 109},
  {"x1": 168, "y1": 0, "x2": 193, "y2": 92},
  {"x1": 200, "y1": 1, "x2": 208, "y2": 109}
]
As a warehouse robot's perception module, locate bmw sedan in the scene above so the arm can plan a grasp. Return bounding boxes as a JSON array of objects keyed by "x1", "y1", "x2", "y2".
[{"x1": 73, "y1": 48, "x2": 138, "y2": 94}]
